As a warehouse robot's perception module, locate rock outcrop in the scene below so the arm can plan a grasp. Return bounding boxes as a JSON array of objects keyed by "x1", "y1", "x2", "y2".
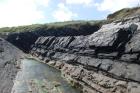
[
  {"x1": 3, "y1": 21, "x2": 101, "y2": 53},
  {"x1": 0, "y1": 38, "x2": 24, "y2": 93},
  {"x1": 30, "y1": 16, "x2": 140, "y2": 93}
]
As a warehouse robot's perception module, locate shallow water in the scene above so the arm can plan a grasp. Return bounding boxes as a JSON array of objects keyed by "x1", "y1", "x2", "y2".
[{"x1": 11, "y1": 58, "x2": 80, "y2": 93}]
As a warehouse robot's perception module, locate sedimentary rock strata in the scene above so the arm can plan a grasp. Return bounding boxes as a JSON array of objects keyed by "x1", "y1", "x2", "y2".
[{"x1": 30, "y1": 16, "x2": 140, "y2": 93}]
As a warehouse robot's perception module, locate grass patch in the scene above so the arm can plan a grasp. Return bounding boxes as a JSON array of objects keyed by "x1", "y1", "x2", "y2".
[
  {"x1": 0, "y1": 20, "x2": 105, "y2": 33},
  {"x1": 107, "y1": 7, "x2": 140, "y2": 20}
]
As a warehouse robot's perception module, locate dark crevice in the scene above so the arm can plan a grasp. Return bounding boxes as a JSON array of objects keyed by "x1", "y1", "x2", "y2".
[
  {"x1": 45, "y1": 37, "x2": 56, "y2": 47},
  {"x1": 65, "y1": 36, "x2": 75, "y2": 48},
  {"x1": 32, "y1": 48, "x2": 140, "y2": 65},
  {"x1": 72, "y1": 62, "x2": 140, "y2": 84}
]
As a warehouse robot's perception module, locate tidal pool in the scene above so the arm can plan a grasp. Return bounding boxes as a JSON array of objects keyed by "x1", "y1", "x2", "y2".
[{"x1": 11, "y1": 58, "x2": 80, "y2": 93}]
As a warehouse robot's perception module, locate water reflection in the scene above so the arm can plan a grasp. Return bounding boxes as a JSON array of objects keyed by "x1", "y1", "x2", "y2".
[{"x1": 12, "y1": 58, "x2": 80, "y2": 93}]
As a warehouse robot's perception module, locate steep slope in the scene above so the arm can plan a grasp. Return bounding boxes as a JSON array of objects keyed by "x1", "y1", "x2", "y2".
[
  {"x1": 1, "y1": 7, "x2": 140, "y2": 93},
  {"x1": 30, "y1": 16, "x2": 140, "y2": 93},
  {"x1": 0, "y1": 21, "x2": 103, "y2": 53},
  {"x1": 0, "y1": 38, "x2": 24, "y2": 93},
  {"x1": 107, "y1": 7, "x2": 140, "y2": 20}
]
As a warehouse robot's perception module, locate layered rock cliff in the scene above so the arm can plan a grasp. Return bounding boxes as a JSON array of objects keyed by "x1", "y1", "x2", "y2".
[
  {"x1": 29, "y1": 16, "x2": 140, "y2": 93},
  {"x1": 3, "y1": 21, "x2": 102, "y2": 53}
]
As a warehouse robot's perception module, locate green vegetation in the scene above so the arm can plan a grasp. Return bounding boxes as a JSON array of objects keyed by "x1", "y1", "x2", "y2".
[
  {"x1": 107, "y1": 7, "x2": 140, "y2": 20},
  {"x1": 0, "y1": 20, "x2": 105, "y2": 33},
  {"x1": 0, "y1": 7, "x2": 139, "y2": 34}
]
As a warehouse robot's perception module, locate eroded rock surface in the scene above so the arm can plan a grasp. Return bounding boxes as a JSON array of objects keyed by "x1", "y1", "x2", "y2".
[
  {"x1": 0, "y1": 38, "x2": 24, "y2": 93},
  {"x1": 4, "y1": 22, "x2": 101, "y2": 53},
  {"x1": 30, "y1": 16, "x2": 140, "y2": 93}
]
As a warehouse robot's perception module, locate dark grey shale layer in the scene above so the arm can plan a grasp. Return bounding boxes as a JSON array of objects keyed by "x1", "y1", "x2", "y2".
[
  {"x1": 4, "y1": 23, "x2": 100, "y2": 53},
  {"x1": 0, "y1": 38, "x2": 24, "y2": 93},
  {"x1": 30, "y1": 16, "x2": 140, "y2": 93}
]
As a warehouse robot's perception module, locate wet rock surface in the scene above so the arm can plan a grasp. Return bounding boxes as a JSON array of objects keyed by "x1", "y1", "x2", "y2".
[
  {"x1": 0, "y1": 38, "x2": 23, "y2": 93},
  {"x1": 11, "y1": 58, "x2": 80, "y2": 93},
  {"x1": 30, "y1": 16, "x2": 140, "y2": 93}
]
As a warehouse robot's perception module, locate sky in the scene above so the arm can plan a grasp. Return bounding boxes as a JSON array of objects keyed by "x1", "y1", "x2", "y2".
[{"x1": 0, "y1": 0, "x2": 139, "y2": 27}]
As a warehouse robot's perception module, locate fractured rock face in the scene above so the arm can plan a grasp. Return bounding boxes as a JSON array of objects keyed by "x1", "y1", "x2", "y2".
[
  {"x1": 29, "y1": 16, "x2": 140, "y2": 93},
  {"x1": 89, "y1": 23, "x2": 138, "y2": 55}
]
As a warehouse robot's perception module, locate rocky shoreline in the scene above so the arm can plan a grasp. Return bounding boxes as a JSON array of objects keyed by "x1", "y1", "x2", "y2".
[
  {"x1": 30, "y1": 54, "x2": 140, "y2": 93},
  {"x1": 30, "y1": 16, "x2": 140, "y2": 93},
  {"x1": 1, "y1": 15, "x2": 140, "y2": 93}
]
